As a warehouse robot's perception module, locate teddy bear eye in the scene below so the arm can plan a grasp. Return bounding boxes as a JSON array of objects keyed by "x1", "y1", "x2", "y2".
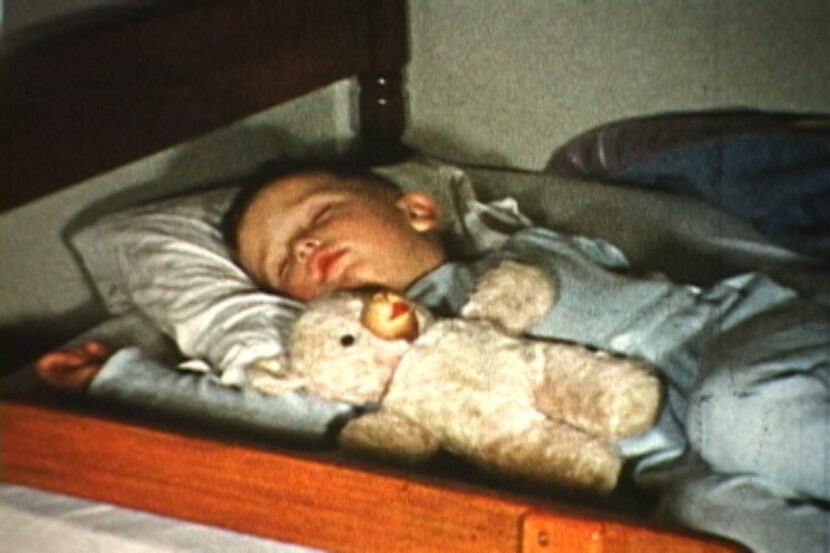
[{"x1": 340, "y1": 334, "x2": 356, "y2": 347}]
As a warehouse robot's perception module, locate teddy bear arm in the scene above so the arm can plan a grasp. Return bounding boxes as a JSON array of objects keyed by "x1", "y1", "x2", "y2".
[
  {"x1": 339, "y1": 410, "x2": 441, "y2": 464},
  {"x1": 482, "y1": 418, "x2": 622, "y2": 493},
  {"x1": 461, "y1": 260, "x2": 556, "y2": 334}
]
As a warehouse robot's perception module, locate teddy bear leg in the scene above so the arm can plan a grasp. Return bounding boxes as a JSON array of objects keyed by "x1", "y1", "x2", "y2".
[
  {"x1": 339, "y1": 410, "x2": 441, "y2": 464},
  {"x1": 536, "y1": 344, "x2": 662, "y2": 439},
  {"x1": 481, "y1": 417, "x2": 622, "y2": 493},
  {"x1": 461, "y1": 260, "x2": 556, "y2": 334}
]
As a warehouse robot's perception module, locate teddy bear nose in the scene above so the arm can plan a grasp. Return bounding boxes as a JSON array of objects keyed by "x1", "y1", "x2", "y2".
[{"x1": 294, "y1": 237, "x2": 320, "y2": 262}]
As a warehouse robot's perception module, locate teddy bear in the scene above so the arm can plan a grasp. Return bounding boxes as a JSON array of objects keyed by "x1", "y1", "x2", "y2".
[{"x1": 252, "y1": 260, "x2": 662, "y2": 493}]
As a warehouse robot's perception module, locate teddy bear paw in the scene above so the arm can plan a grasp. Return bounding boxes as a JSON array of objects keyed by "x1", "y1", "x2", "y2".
[
  {"x1": 574, "y1": 444, "x2": 624, "y2": 493},
  {"x1": 596, "y1": 357, "x2": 662, "y2": 438},
  {"x1": 461, "y1": 260, "x2": 556, "y2": 333}
]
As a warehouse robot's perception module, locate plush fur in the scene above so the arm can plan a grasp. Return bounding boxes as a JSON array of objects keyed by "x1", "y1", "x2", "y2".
[{"x1": 253, "y1": 261, "x2": 662, "y2": 492}]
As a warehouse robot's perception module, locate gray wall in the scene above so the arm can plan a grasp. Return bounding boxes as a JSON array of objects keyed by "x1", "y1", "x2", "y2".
[{"x1": 405, "y1": 0, "x2": 830, "y2": 168}]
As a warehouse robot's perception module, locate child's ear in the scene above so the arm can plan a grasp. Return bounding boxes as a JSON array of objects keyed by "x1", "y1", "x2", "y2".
[{"x1": 396, "y1": 192, "x2": 440, "y2": 233}]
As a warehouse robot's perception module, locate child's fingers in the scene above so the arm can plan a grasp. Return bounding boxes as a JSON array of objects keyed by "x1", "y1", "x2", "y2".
[
  {"x1": 59, "y1": 362, "x2": 104, "y2": 391},
  {"x1": 33, "y1": 340, "x2": 110, "y2": 392},
  {"x1": 34, "y1": 358, "x2": 103, "y2": 392},
  {"x1": 82, "y1": 340, "x2": 112, "y2": 360},
  {"x1": 32, "y1": 343, "x2": 110, "y2": 392},
  {"x1": 32, "y1": 351, "x2": 84, "y2": 386},
  {"x1": 34, "y1": 350, "x2": 89, "y2": 372},
  {"x1": 33, "y1": 341, "x2": 111, "y2": 373}
]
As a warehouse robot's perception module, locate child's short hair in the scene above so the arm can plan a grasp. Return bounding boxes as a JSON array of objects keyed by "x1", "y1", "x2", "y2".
[{"x1": 221, "y1": 159, "x2": 401, "y2": 255}]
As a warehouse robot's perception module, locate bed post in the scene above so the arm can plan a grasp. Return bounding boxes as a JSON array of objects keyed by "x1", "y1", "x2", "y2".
[{"x1": 358, "y1": 0, "x2": 409, "y2": 161}]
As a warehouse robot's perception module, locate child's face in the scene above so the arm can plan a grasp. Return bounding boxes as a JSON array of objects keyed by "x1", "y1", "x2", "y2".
[{"x1": 236, "y1": 171, "x2": 446, "y2": 301}]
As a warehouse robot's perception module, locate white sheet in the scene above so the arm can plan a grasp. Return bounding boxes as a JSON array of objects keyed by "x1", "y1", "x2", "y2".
[{"x1": 0, "y1": 484, "x2": 322, "y2": 553}]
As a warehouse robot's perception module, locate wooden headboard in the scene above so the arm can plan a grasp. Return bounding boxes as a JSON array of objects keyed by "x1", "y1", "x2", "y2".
[{"x1": 3, "y1": 0, "x2": 407, "y2": 212}]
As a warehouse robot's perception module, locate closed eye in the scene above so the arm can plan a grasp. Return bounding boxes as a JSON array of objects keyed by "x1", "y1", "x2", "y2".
[{"x1": 311, "y1": 204, "x2": 334, "y2": 227}]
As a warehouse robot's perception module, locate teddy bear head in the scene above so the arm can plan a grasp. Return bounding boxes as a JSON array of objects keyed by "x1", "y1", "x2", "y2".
[{"x1": 287, "y1": 291, "x2": 433, "y2": 404}]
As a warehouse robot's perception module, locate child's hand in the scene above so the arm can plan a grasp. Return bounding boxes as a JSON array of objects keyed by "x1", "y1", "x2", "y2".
[{"x1": 33, "y1": 340, "x2": 112, "y2": 392}]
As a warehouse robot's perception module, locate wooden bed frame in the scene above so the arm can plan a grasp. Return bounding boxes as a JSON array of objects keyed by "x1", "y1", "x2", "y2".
[{"x1": 2, "y1": 2, "x2": 745, "y2": 551}]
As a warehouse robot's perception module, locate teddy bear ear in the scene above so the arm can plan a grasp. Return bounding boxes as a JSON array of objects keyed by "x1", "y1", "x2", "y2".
[
  {"x1": 343, "y1": 293, "x2": 369, "y2": 316},
  {"x1": 313, "y1": 291, "x2": 367, "y2": 320}
]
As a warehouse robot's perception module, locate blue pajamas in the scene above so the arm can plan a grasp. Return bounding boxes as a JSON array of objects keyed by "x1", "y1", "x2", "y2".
[
  {"x1": 661, "y1": 470, "x2": 830, "y2": 553},
  {"x1": 687, "y1": 289, "x2": 830, "y2": 501}
]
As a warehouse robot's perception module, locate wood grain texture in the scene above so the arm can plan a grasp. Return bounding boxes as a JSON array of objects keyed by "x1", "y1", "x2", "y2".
[
  {"x1": 3, "y1": 0, "x2": 408, "y2": 212},
  {"x1": 2, "y1": 401, "x2": 746, "y2": 552}
]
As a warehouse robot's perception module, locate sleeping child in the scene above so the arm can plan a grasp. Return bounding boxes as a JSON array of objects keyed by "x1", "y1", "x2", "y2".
[{"x1": 36, "y1": 159, "x2": 829, "y2": 553}]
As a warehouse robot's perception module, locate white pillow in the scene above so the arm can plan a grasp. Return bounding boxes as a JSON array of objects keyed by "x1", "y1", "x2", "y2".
[
  {"x1": 71, "y1": 186, "x2": 298, "y2": 385},
  {"x1": 70, "y1": 157, "x2": 481, "y2": 385}
]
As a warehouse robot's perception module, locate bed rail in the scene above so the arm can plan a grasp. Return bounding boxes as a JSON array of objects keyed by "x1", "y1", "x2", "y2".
[{"x1": 2, "y1": 400, "x2": 746, "y2": 552}]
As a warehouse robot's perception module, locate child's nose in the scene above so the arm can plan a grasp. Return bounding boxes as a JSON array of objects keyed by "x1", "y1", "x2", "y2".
[{"x1": 293, "y1": 236, "x2": 320, "y2": 262}]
